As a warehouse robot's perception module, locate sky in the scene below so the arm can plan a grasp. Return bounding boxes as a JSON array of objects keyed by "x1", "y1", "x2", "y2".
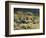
[{"x1": 14, "y1": 8, "x2": 39, "y2": 16}]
